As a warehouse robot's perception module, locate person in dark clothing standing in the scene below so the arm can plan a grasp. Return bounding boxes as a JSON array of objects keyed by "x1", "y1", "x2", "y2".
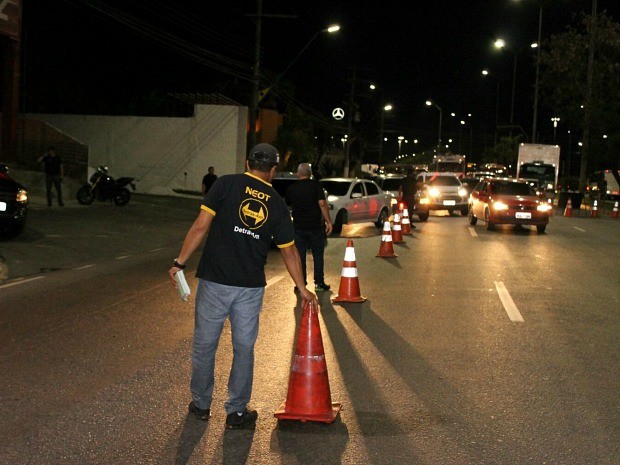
[
  {"x1": 286, "y1": 163, "x2": 333, "y2": 291},
  {"x1": 37, "y1": 146, "x2": 64, "y2": 206},
  {"x1": 201, "y1": 166, "x2": 217, "y2": 196},
  {"x1": 169, "y1": 144, "x2": 317, "y2": 430},
  {"x1": 398, "y1": 168, "x2": 417, "y2": 229}
]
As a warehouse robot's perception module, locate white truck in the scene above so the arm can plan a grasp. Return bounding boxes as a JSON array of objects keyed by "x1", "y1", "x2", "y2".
[{"x1": 516, "y1": 143, "x2": 561, "y2": 194}]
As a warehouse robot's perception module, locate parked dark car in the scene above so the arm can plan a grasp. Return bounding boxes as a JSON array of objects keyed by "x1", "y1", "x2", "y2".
[{"x1": 0, "y1": 164, "x2": 29, "y2": 237}]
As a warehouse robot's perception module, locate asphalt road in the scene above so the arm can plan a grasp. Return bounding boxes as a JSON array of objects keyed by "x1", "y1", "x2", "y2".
[{"x1": 0, "y1": 195, "x2": 618, "y2": 464}]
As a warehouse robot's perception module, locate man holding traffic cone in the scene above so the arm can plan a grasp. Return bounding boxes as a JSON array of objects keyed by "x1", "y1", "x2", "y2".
[
  {"x1": 332, "y1": 240, "x2": 366, "y2": 303},
  {"x1": 376, "y1": 220, "x2": 397, "y2": 258}
]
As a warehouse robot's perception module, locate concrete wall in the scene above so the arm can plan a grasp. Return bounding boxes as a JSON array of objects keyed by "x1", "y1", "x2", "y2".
[{"x1": 29, "y1": 104, "x2": 247, "y2": 196}]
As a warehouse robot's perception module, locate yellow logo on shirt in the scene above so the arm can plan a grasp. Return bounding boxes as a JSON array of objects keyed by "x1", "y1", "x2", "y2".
[{"x1": 239, "y1": 198, "x2": 268, "y2": 229}]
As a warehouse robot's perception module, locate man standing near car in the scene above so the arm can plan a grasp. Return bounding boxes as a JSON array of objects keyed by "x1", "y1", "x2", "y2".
[
  {"x1": 286, "y1": 162, "x2": 333, "y2": 292},
  {"x1": 168, "y1": 143, "x2": 317, "y2": 430},
  {"x1": 37, "y1": 146, "x2": 64, "y2": 207},
  {"x1": 398, "y1": 167, "x2": 417, "y2": 229}
]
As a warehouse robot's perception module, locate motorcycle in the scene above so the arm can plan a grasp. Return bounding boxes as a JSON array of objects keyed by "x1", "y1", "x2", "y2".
[{"x1": 77, "y1": 166, "x2": 136, "y2": 206}]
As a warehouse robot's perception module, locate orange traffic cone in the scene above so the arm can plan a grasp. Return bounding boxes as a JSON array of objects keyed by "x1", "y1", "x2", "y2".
[
  {"x1": 563, "y1": 197, "x2": 573, "y2": 217},
  {"x1": 274, "y1": 301, "x2": 342, "y2": 423},
  {"x1": 591, "y1": 200, "x2": 599, "y2": 218},
  {"x1": 332, "y1": 240, "x2": 366, "y2": 303},
  {"x1": 376, "y1": 220, "x2": 397, "y2": 258},
  {"x1": 612, "y1": 201, "x2": 619, "y2": 219},
  {"x1": 392, "y1": 213, "x2": 404, "y2": 243},
  {"x1": 401, "y1": 207, "x2": 413, "y2": 235}
]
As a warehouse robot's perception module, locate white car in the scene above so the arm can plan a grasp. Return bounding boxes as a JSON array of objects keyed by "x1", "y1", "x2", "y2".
[
  {"x1": 416, "y1": 172, "x2": 469, "y2": 216},
  {"x1": 319, "y1": 178, "x2": 392, "y2": 234}
]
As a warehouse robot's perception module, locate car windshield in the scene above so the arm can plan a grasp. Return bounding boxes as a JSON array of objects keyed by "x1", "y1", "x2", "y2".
[
  {"x1": 320, "y1": 180, "x2": 351, "y2": 196},
  {"x1": 380, "y1": 178, "x2": 403, "y2": 191},
  {"x1": 520, "y1": 165, "x2": 555, "y2": 177},
  {"x1": 491, "y1": 182, "x2": 534, "y2": 196},
  {"x1": 427, "y1": 176, "x2": 461, "y2": 186}
]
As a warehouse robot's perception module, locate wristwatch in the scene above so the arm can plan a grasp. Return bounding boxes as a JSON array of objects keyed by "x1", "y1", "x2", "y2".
[{"x1": 173, "y1": 258, "x2": 186, "y2": 269}]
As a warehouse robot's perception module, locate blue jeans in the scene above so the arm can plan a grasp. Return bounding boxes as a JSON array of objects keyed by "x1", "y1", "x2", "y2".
[
  {"x1": 190, "y1": 280, "x2": 265, "y2": 414},
  {"x1": 294, "y1": 228, "x2": 326, "y2": 285}
]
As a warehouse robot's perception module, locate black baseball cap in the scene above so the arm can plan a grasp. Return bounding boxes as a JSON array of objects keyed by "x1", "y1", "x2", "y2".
[{"x1": 248, "y1": 143, "x2": 279, "y2": 164}]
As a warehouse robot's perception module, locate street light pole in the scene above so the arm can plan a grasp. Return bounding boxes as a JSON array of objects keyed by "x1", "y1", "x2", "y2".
[
  {"x1": 248, "y1": 0, "x2": 263, "y2": 152},
  {"x1": 378, "y1": 103, "x2": 392, "y2": 164},
  {"x1": 426, "y1": 100, "x2": 442, "y2": 153},
  {"x1": 532, "y1": 4, "x2": 543, "y2": 142}
]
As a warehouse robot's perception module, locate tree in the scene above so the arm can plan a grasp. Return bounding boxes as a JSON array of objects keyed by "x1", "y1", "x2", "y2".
[
  {"x1": 275, "y1": 106, "x2": 317, "y2": 172},
  {"x1": 539, "y1": 12, "x2": 620, "y2": 190}
]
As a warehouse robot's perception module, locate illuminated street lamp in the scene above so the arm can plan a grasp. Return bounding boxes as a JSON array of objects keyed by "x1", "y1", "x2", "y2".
[
  {"x1": 551, "y1": 117, "x2": 560, "y2": 143},
  {"x1": 379, "y1": 103, "x2": 393, "y2": 163},
  {"x1": 426, "y1": 100, "x2": 443, "y2": 152}
]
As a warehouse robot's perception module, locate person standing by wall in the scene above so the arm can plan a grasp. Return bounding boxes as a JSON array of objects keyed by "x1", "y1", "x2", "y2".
[
  {"x1": 285, "y1": 162, "x2": 333, "y2": 292},
  {"x1": 169, "y1": 143, "x2": 317, "y2": 430},
  {"x1": 37, "y1": 146, "x2": 64, "y2": 207},
  {"x1": 201, "y1": 166, "x2": 217, "y2": 196}
]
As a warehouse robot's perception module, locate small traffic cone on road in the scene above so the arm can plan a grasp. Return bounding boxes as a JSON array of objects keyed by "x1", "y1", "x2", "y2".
[
  {"x1": 563, "y1": 197, "x2": 573, "y2": 217},
  {"x1": 392, "y1": 213, "x2": 404, "y2": 243},
  {"x1": 612, "y1": 201, "x2": 619, "y2": 219},
  {"x1": 274, "y1": 301, "x2": 341, "y2": 423},
  {"x1": 376, "y1": 220, "x2": 397, "y2": 258},
  {"x1": 591, "y1": 200, "x2": 599, "y2": 218},
  {"x1": 332, "y1": 240, "x2": 366, "y2": 303},
  {"x1": 401, "y1": 207, "x2": 413, "y2": 235}
]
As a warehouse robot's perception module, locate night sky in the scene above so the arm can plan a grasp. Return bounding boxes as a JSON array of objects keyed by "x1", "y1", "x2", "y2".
[{"x1": 18, "y1": 0, "x2": 620, "y2": 155}]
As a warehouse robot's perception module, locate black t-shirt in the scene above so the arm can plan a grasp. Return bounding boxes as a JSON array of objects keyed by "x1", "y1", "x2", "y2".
[
  {"x1": 196, "y1": 172, "x2": 294, "y2": 288},
  {"x1": 202, "y1": 173, "x2": 217, "y2": 193},
  {"x1": 286, "y1": 178, "x2": 326, "y2": 231}
]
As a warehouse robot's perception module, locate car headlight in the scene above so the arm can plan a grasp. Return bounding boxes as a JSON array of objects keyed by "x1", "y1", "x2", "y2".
[
  {"x1": 428, "y1": 187, "x2": 440, "y2": 197},
  {"x1": 16, "y1": 189, "x2": 28, "y2": 203},
  {"x1": 492, "y1": 201, "x2": 508, "y2": 210},
  {"x1": 458, "y1": 188, "x2": 467, "y2": 197},
  {"x1": 419, "y1": 198, "x2": 430, "y2": 205},
  {"x1": 546, "y1": 183, "x2": 553, "y2": 190},
  {"x1": 537, "y1": 203, "x2": 552, "y2": 212},
  {"x1": 327, "y1": 195, "x2": 339, "y2": 202}
]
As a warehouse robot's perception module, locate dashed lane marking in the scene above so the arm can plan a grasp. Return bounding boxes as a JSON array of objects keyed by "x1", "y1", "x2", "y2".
[
  {"x1": 573, "y1": 226, "x2": 586, "y2": 232},
  {"x1": 0, "y1": 276, "x2": 45, "y2": 289},
  {"x1": 468, "y1": 227, "x2": 478, "y2": 237},
  {"x1": 116, "y1": 255, "x2": 131, "y2": 260},
  {"x1": 74, "y1": 264, "x2": 95, "y2": 270},
  {"x1": 494, "y1": 281, "x2": 524, "y2": 323}
]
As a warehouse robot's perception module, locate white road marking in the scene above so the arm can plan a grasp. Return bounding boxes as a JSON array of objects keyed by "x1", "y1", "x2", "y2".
[
  {"x1": 149, "y1": 247, "x2": 165, "y2": 252},
  {"x1": 266, "y1": 275, "x2": 285, "y2": 288},
  {"x1": 573, "y1": 227, "x2": 586, "y2": 232},
  {"x1": 116, "y1": 255, "x2": 131, "y2": 260},
  {"x1": 468, "y1": 227, "x2": 478, "y2": 237},
  {"x1": 494, "y1": 281, "x2": 524, "y2": 323},
  {"x1": 74, "y1": 264, "x2": 95, "y2": 270},
  {"x1": 0, "y1": 276, "x2": 45, "y2": 289}
]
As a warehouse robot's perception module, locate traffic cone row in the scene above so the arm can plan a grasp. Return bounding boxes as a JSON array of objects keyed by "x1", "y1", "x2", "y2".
[
  {"x1": 391, "y1": 213, "x2": 404, "y2": 244},
  {"x1": 401, "y1": 207, "x2": 413, "y2": 235},
  {"x1": 331, "y1": 240, "x2": 366, "y2": 303},
  {"x1": 376, "y1": 220, "x2": 397, "y2": 258},
  {"x1": 563, "y1": 197, "x2": 573, "y2": 217}
]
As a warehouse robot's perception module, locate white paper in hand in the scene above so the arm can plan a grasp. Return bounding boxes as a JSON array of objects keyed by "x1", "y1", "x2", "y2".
[{"x1": 174, "y1": 270, "x2": 191, "y2": 302}]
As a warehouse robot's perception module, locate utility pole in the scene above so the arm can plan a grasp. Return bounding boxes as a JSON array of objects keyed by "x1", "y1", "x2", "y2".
[
  {"x1": 343, "y1": 69, "x2": 357, "y2": 177},
  {"x1": 580, "y1": 0, "x2": 597, "y2": 192},
  {"x1": 247, "y1": 0, "x2": 262, "y2": 153}
]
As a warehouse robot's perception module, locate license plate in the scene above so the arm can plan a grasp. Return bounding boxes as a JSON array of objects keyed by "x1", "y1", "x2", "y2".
[
  {"x1": 0, "y1": 201, "x2": 6, "y2": 212},
  {"x1": 515, "y1": 212, "x2": 531, "y2": 219},
  {"x1": 443, "y1": 200, "x2": 456, "y2": 206}
]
